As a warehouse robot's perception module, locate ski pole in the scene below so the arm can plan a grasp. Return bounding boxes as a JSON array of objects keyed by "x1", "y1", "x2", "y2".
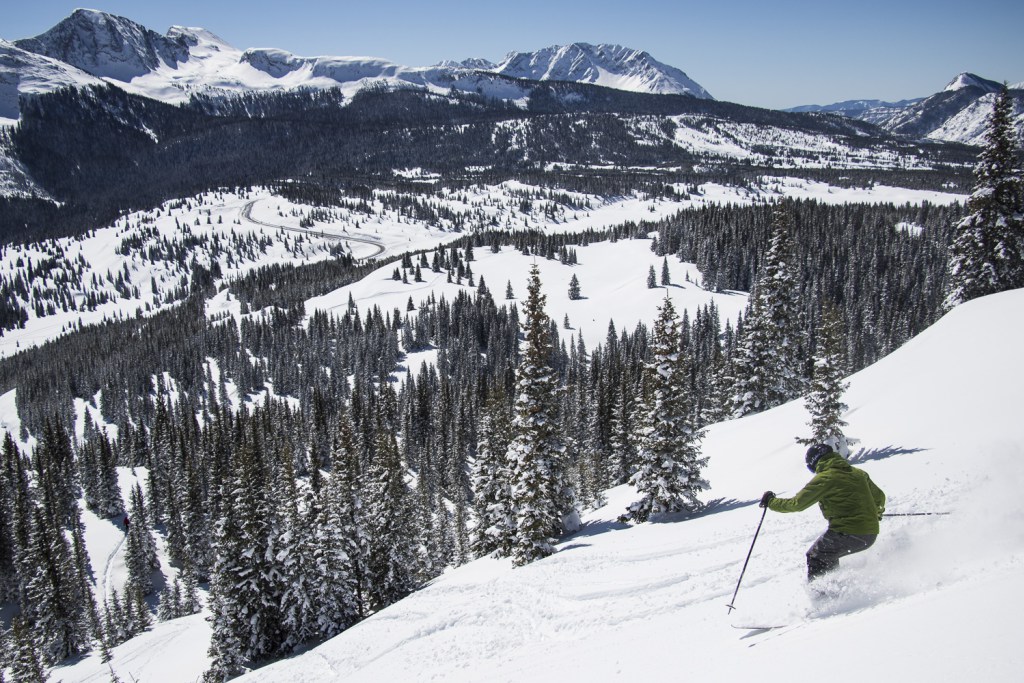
[
  {"x1": 883, "y1": 512, "x2": 950, "y2": 517},
  {"x1": 726, "y1": 505, "x2": 768, "y2": 614}
]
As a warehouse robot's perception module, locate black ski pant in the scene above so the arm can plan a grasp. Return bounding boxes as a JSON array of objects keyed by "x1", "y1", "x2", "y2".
[{"x1": 806, "y1": 529, "x2": 876, "y2": 581}]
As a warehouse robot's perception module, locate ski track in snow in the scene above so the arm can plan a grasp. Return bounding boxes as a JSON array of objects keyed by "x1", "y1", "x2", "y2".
[{"x1": 102, "y1": 532, "x2": 126, "y2": 604}]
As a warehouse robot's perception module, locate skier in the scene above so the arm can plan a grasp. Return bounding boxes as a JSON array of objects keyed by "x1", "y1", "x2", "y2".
[
  {"x1": 123, "y1": 514, "x2": 130, "y2": 532},
  {"x1": 760, "y1": 443, "x2": 885, "y2": 582}
]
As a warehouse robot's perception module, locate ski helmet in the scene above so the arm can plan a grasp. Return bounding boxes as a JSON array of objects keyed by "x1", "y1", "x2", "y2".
[{"x1": 805, "y1": 443, "x2": 832, "y2": 472}]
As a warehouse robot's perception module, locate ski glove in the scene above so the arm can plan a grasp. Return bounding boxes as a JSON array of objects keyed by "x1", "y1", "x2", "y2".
[{"x1": 759, "y1": 491, "x2": 775, "y2": 508}]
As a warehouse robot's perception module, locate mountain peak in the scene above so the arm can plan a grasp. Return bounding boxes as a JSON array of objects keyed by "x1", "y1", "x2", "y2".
[
  {"x1": 943, "y1": 72, "x2": 1002, "y2": 93},
  {"x1": 434, "y1": 58, "x2": 496, "y2": 71},
  {"x1": 490, "y1": 42, "x2": 712, "y2": 98},
  {"x1": 14, "y1": 8, "x2": 190, "y2": 81}
]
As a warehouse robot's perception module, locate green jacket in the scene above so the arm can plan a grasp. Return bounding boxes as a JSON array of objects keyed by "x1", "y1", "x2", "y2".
[{"x1": 768, "y1": 452, "x2": 886, "y2": 535}]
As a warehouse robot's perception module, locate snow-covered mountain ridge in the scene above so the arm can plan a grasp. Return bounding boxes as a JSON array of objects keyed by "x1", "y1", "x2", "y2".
[
  {"x1": 791, "y1": 73, "x2": 1024, "y2": 146},
  {"x1": 490, "y1": 43, "x2": 711, "y2": 98},
  {"x1": 3, "y1": 9, "x2": 709, "y2": 112}
]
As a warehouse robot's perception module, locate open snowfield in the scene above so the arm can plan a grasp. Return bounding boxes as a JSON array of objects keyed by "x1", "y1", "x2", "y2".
[
  {"x1": 47, "y1": 287, "x2": 1024, "y2": 682},
  {"x1": 306, "y1": 238, "x2": 749, "y2": 352}
]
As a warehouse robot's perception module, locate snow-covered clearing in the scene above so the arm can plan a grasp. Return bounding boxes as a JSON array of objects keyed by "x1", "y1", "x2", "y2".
[
  {"x1": 307, "y1": 238, "x2": 748, "y2": 351},
  {"x1": 48, "y1": 286, "x2": 1024, "y2": 682},
  {"x1": 0, "y1": 179, "x2": 963, "y2": 360}
]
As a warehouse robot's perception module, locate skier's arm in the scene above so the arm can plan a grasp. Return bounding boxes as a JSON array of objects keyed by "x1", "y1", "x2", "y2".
[
  {"x1": 868, "y1": 476, "x2": 886, "y2": 519},
  {"x1": 767, "y1": 475, "x2": 826, "y2": 513}
]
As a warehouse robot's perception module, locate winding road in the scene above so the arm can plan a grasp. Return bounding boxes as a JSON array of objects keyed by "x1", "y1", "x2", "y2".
[{"x1": 240, "y1": 199, "x2": 387, "y2": 261}]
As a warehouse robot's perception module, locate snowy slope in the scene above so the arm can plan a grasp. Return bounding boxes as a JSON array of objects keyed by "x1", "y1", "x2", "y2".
[
  {"x1": 0, "y1": 38, "x2": 103, "y2": 123},
  {"x1": 47, "y1": 284, "x2": 1024, "y2": 681},
  {"x1": 305, "y1": 239, "x2": 749, "y2": 353},
  {"x1": 227, "y1": 288, "x2": 1024, "y2": 683}
]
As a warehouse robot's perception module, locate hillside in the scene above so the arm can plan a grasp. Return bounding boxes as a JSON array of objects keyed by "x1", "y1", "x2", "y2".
[
  {"x1": 48, "y1": 287, "x2": 1024, "y2": 682},
  {"x1": 243, "y1": 288, "x2": 1024, "y2": 682}
]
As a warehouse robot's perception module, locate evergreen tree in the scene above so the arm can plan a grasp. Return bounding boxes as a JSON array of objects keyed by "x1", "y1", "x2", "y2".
[
  {"x1": 568, "y1": 274, "x2": 582, "y2": 300},
  {"x1": 9, "y1": 616, "x2": 49, "y2": 683},
  {"x1": 729, "y1": 206, "x2": 806, "y2": 417},
  {"x1": 647, "y1": 265, "x2": 657, "y2": 289},
  {"x1": 946, "y1": 84, "x2": 1024, "y2": 307},
  {"x1": 364, "y1": 415, "x2": 420, "y2": 611},
  {"x1": 157, "y1": 576, "x2": 184, "y2": 621},
  {"x1": 470, "y1": 391, "x2": 514, "y2": 558},
  {"x1": 24, "y1": 506, "x2": 92, "y2": 664},
  {"x1": 271, "y1": 460, "x2": 317, "y2": 653},
  {"x1": 0, "y1": 433, "x2": 22, "y2": 603},
  {"x1": 660, "y1": 257, "x2": 671, "y2": 286},
  {"x1": 606, "y1": 379, "x2": 636, "y2": 486},
  {"x1": 507, "y1": 265, "x2": 576, "y2": 565},
  {"x1": 621, "y1": 295, "x2": 707, "y2": 523},
  {"x1": 103, "y1": 589, "x2": 129, "y2": 647},
  {"x1": 799, "y1": 303, "x2": 850, "y2": 448},
  {"x1": 123, "y1": 485, "x2": 159, "y2": 596},
  {"x1": 205, "y1": 434, "x2": 278, "y2": 678},
  {"x1": 34, "y1": 418, "x2": 78, "y2": 530},
  {"x1": 80, "y1": 430, "x2": 124, "y2": 519},
  {"x1": 313, "y1": 414, "x2": 364, "y2": 636}
]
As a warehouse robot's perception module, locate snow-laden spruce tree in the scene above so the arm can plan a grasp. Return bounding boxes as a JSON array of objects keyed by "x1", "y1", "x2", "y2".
[
  {"x1": 364, "y1": 414, "x2": 421, "y2": 611},
  {"x1": 123, "y1": 484, "x2": 159, "y2": 597},
  {"x1": 470, "y1": 390, "x2": 514, "y2": 558},
  {"x1": 605, "y1": 378, "x2": 637, "y2": 486},
  {"x1": 798, "y1": 302, "x2": 850, "y2": 448},
  {"x1": 24, "y1": 505, "x2": 94, "y2": 664},
  {"x1": 729, "y1": 205, "x2": 806, "y2": 417},
  {"x1": 568, "y1": 273, "x2": 582, "y2": 300},
  {"x1": 8, "y1": 615, "x2": 50, "y2": 682},
  {"x1": 946, "y1": 84, "x2": 1024, "y2": 308},
  {"x1": 621, "y1": 294, "x2": 707, "y2": 523},
  {"x1": 312, "y1": 406, "x2": 366, "y2": 634},
  {"x1": 205, "y1": 436, "x2": 278, "y2": 679},
  {"x1": 507, "y1": 264, "x2": 577, "y2": 565},
  {"x1": 271, "y1": 457, "x2": 317, "y2": 653}
]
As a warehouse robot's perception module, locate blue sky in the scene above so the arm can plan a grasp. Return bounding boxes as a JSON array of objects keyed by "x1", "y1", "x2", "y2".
[{"x1": 5, "y1": 1, "x2": 1022, "y2": 109}]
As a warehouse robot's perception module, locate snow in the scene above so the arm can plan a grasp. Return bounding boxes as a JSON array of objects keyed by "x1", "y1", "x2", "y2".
[
  {"x1": 223, "y1": 288, "x2": 1023, "y2": 683},
  {"x1": 490, "y1": 43, "x2": 712, "y2": 98},
  {"x1": 0, "y1": 39, "x2": 104, "y2": 123},
  {"x1": 306, "y1": 239, "x2": 748, "y2": 351},
  {"x1": 0, "y1": 178, "x2": 999, "y2": 682},
  {"x1": 1, "y1": 181, "x2": 964, "y2": 360},
  {"x1": 44, "y1": 287, "x2": 1024, "y2": 682},
  {"x1": 894, "y1": 221, "x2": 924, "y2": 236},
  {"x1": 927, "y1": 91, "x2": 1024, "y2": 147}
]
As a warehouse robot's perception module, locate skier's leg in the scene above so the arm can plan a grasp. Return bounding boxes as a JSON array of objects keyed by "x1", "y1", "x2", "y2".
[
  {"x1": 806, "y1": 530, "x2": 876, "y2": 581},
  {"x1": 806, "y1": 534, "x2": 838, "y2": 580}
]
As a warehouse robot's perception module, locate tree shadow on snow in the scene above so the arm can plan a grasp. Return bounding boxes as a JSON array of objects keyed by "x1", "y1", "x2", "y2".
[
  {"x1": 562, "y1": 497, "x2": 758, "y2": 547},
  {"x1": 848, "y1": 445, "x2": 929, "y2": 465},
  {"x1": 569, "y1": 518, "x2": 631, "y2": 540},
  {"x1": 650, "y1": 497, "x2": 756, "y2": 524}
]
